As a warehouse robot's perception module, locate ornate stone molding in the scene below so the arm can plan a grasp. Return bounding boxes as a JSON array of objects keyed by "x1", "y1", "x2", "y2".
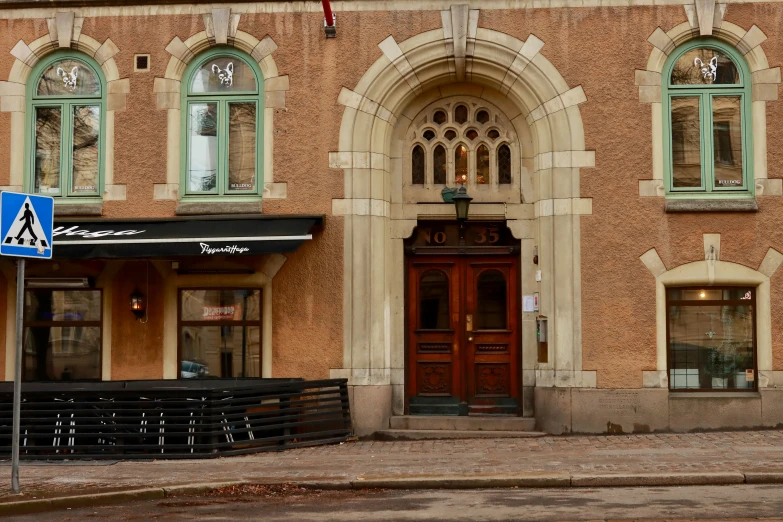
[
  {"x1": 637, "y1": 14, "x2": 781, "y2": 198},
  {"x1": 330, "y1": 13, "x2": 596, "y2": 408},
  {"x1": 0, "y1": 11, "x2": 127, "y2": 200},
  {"x1": 152, "y1": 8, "x2": 288, "y2": 201},
  {"x1": 640, "y1": 236, "x2": 783, "y2": 388}
]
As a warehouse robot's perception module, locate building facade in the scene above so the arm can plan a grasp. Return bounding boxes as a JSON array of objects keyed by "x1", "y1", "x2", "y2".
[{"x1": 0, "y1": 0, "x2": 782, "y2": 436}]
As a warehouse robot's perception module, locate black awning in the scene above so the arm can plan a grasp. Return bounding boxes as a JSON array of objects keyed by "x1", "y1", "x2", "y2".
[{"x1": 51, "y1": 215, "x2": 323, "y2": 259}]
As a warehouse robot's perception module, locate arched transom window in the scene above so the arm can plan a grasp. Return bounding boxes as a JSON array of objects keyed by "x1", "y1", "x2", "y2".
[
  {"x1": 27, "y1": 52, "x2": 106, "y2": 199},
  {"x1": 405, "y1": 98, "x2": 520, "y2": 203},
  {"x1": 182, "y1": 49, "x2": 264, "y2": 198},
  {"x1": 663, "y1": 39, "x2": 752, "y2": 196}
]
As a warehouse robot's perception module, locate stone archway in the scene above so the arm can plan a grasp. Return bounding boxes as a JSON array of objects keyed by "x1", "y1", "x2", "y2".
[{"x1": 329, "y1": 5, "x2": 595, "y2": 435}]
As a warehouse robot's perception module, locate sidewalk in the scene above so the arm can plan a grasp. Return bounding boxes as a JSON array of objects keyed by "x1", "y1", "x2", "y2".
[{"x1": 1, "y1": 430, "x2": 783, "y2": 513}]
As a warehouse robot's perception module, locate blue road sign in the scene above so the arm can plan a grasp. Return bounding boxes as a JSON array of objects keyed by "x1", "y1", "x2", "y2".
[{"x1": 0, "y1": 192, "x2": 54, "y2": 259}]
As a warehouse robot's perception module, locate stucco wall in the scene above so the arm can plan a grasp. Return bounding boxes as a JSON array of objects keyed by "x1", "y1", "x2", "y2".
[
  {"x1": 0, "y1": 3, "x2": 782, "y2": 390},
  {"x1": 110, "y1": 261, "x2": 164, "y2": 380}
]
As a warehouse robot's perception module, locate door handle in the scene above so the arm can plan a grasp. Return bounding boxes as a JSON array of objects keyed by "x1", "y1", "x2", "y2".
[{"x1": 468, "y1": 336, "x2": 473, "y2": 342}]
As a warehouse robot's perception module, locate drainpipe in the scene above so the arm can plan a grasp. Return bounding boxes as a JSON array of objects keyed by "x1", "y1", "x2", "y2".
[{"x1": 322, "y1": 0, "x2": 336, "y2": 38}]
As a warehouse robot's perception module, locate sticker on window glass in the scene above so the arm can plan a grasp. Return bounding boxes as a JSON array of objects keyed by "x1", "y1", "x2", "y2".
[
  {"x1": 229, "y1": 183, "x2": 253, "y2": 189},
  {"x1": 202, "y1": 305, "x2": 242, "y2": 320}
]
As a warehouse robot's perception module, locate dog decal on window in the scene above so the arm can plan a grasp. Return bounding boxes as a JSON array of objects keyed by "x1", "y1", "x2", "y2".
[
  {"x1": 694, "y1": 56, "x2": 718, "y2": 82},
  {"x1": 211, "y1": 62, "x2": 234, "y2": 87},
  {"x1": 56, "y1": 66, "x2": 78, "y2": 90}
]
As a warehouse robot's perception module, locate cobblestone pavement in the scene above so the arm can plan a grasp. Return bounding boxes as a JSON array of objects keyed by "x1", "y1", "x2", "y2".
[{"x1": 3, "y1": 430, "x2": 783, "y2": 499}]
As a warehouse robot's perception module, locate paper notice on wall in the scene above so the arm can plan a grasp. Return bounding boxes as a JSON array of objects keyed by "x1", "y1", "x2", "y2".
[{"x1": 523, "y1": 295, "x2": 536, "y2": 312}]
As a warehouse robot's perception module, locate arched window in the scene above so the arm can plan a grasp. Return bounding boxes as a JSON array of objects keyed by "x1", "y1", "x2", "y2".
[
  {"x1": 498, "y1": 144, "x2": 511, "y2": 185},
  {"x1": 433, "y1": 145, "x2": 447, "y2": 184},
  {"x1": 455, "y1": 143, "x2": 468, "y2": 184},
  {"x1": 405, "y1": 99, "x2": 517, "y2": 190},
  {"x1": 663, "y1": 40, "x2": 751, "y2": 196},
  {"x1": 476, "y1": 145, "x2": 489, "y2": 184},
  {"x1": 412, "y1": 145, "x2": 425, "y2": 185},
  {"x1": 27, "y1": 53, "x2": 105, "y2": 198},
  {"x1": 182, "y1": 49, "x2": 264, "y2": 197}
]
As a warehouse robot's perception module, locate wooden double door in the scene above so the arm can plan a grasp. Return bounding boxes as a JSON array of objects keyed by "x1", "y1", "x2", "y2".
[{"x1": 407, "y1": 255, "x2": 520, "y2": 416}]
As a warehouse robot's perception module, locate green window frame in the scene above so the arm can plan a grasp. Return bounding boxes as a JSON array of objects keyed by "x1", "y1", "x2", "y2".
[
  {"x1": 24, "y1": 51, "x2": 106, "y2": 201},
  {"x1": 180, "y1": 48, "x2": 264, "y2": 200},
  {"x1": 662, "y1": 39, "x2": 753, "y2": 198}
]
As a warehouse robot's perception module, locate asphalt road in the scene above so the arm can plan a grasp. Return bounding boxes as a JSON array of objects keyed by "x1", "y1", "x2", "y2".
[{"x1": 7, "y1": 484, "x2": 783, "y2": 521}]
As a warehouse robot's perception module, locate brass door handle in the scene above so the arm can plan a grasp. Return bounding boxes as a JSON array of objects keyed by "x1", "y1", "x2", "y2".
[{"x1": 468, "y1": 336, "x2": 473, "y2": 341}]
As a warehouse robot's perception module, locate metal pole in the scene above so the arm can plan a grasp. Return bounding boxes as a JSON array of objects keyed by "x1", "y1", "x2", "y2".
[{"x1": 11, "y1": 258, "x2": 24, "y2": 494}]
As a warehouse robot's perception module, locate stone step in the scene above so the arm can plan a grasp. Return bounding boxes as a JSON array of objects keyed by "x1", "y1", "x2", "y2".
[
  {"x1": 389, "y1": 415, "x2": 537, "y2": 432},
  {"x1": 374, "y1": 429, "x2": 547, "y2": 441}
]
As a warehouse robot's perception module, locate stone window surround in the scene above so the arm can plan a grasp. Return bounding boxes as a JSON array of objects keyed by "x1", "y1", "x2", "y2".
[
  {"x1": 636, "y1": 5, "x2": 782, "y2": 202},
  {"x1": 640, "y1": 234, "x2": 783, "y2": 390},
  {"x1": 404, "y1": 95, "x2": 522, "y2": 204},
  {"x1": 153, "y1": 8, "x2": 289, "y2": 213},
  {"x1": 0, "y1": 11, "x2": 128, "y2": 214},
  {"x1": 180, "y1": 48, "x2": 264, "y2": 200},
  {"x1": 27, "y1": 51, "x2": 107, "y2": 202},
  {"x1": 663, "y1": 39, "x2": 752, "y2": 199},
  {"x1": 329, "y1": 5, "x2": 596, "y2": 421}
]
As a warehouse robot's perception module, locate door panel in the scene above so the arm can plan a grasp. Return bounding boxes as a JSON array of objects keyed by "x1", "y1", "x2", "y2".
[
  {"x1": 408, "y1": 259, "x2": 461, "y2": 415},
  {"x1": 465, "y1": 261, "x2": 519, "y2": 414}
]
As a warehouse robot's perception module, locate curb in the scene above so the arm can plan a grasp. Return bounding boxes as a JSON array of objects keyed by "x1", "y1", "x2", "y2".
[
  {"x1": 0, "y1": 481, "x2": 246, "y2": 517},
  {"x1": 1, "y1": 472, "x2": 782, "y2": 515}
]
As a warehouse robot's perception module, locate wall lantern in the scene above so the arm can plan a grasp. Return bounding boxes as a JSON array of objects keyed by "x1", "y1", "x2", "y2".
[
  {"x1": 452, "y1": 185, "x2": 472, "y2": 223},
  {"x1": 130, "y1": 290, "x2": 146, "y2": 320}
]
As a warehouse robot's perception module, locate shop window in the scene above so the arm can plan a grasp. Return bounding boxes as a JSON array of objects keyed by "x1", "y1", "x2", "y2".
[
  {"x1": 26, "y1": 53, "x2": 105, "y2": 199},
  {"x1": 179, "y1": 289, "x2": 262, "y2": 378},
  {"x1": 23, "y1": 289, "x2": 102, "y2": 381},
  {"x1": 666, "y1": 287, "x2": 756, "y2": 391},
  {"x1": 663, "y1": 41, "x2": 751, "y2": 197},
  {"x1": 182, "y1": 50, "x2": 264, "y2": 198}
]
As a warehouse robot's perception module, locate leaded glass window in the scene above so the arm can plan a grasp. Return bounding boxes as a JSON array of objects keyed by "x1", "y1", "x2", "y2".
[
  {"x1": 407, "y1": 100, "x2": 517, "y2": 189},
  {"x1": 412, "y1": 145, "x2": 425, "y2": 185}
]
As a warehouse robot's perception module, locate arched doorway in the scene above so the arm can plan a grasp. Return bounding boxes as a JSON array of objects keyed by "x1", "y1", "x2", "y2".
[
  {"x1": 330, "y1": 14, "x2": 591, "y2": 433},
  {"x1": 405, "y1": 222, "x2": 521, "y2": 415}
]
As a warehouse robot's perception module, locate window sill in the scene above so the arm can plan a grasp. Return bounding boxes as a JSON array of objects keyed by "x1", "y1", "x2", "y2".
[
  {"x1": 669, "y1": 391, "x2": 760, "y2": 398},
  {"x1": 53, "y1": 203, "x2": 103, "y2": 216},
  {"x1": 176, "y1": 200, "x2": 262, "y2": 216},
  {"x1": 664, "y1": 198, "x2": 758, "y2": 213}
]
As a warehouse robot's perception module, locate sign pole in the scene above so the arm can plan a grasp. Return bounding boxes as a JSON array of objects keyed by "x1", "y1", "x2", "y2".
[
  {"x1": 11, "y1": 258, "x2": 24, "y2": 494},
  {"x1": 0, "y1": 191, "x2": 54, "y2": 493}
]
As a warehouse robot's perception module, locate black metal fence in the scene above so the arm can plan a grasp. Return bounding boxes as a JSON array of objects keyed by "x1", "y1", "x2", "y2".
[{"x1": 0, "y1": 378, "x2": 351, "y2": 459}]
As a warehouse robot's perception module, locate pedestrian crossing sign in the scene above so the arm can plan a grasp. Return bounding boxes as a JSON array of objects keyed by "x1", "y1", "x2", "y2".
[{"x1": 0, "y1": 191, "x2": 54, "y2": 259}]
